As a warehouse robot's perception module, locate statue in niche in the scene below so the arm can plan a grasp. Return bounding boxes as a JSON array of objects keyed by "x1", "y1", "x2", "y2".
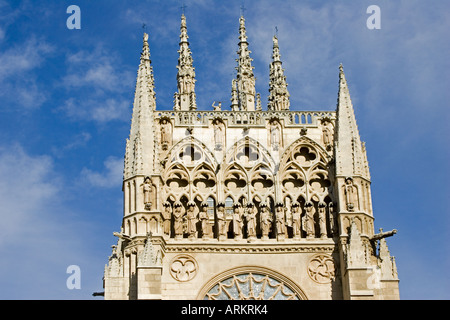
[
  {"x1": 275, "y1": 204, "x2": 286, "y2": 239},
  {"x1": 199, "y1": 202, "x2": 213, "y2": 239},
  {"x1": 328, "y1": 202, "x2": 337, "y2": 236},
  {"x1": 162, "y1": 202, "x2": 172, "y2": 236},
  {"x1": 232, "y1": 203, "x2": 243, "y2": 239},
  {"x1": 216, "y1": 203, "x2": 227, "y2": 239},
  {"x1": 213, "y1": 119, "x2": 224, "y2": 150},
  {"x1": 161, "y1": 119, "x2": 172, "y2": 150},
  {"x1": 322, "y1": 126, "x2": 332, "y2": 150},
  {"x1": 318, "y1": 202, "x2": 328, "y2": 239},
  {"x1": 260, "y1": 204, "x2": 272, "y2": 239},
  {"x1": 142, "y1": 177, "x2": 153, "y2": 210},
  {"x1": 245, "y1": 203, "x2": 257, "y2": 239},
  {"x1": 303, "y1": 202, "x2": 315, "y2": 239},
  {"x1": 292, "y1": 202, "x2": 302, "y2": 239},
  {"x1": 185, "y1": 75, "x2": 193, "y2": 93},
  {"x1": 284, "y1": 197, "x2": 292, "y2": 227},
  {"x1": 173, "y1": 202, "x2": 185, "y2": 238},
  {"x1": 186, "y1": 202, "x2": 198, "y2": 239},
  {"x1": 344, "y1": 177, "x2": 357, "y2": 212},
  {"x1": 270, "y1": 121, "x2": 280, "y2": 151}
]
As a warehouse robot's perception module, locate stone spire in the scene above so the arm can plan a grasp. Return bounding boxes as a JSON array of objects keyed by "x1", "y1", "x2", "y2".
[
  {"x1": 235, "y1": 15, "x2": 256, "y2": 111},
  {"x1": 268, "y1": 35, "x2": 290, "y2": 111},
  {"x1": 174, "y1": 14, "x2": 196, "y2": 111},
  {"x1": 124, "y1": 33, "x2": 157, "y2": 180},
  {"x1": 335, "y1": 64, "x2": 370, "y2": 179}
]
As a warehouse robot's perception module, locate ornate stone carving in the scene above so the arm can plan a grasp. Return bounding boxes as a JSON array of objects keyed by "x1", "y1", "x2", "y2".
[
  {"x1": 141, "y1": 177, "x2": 153, "y2": 210},
  {"x1": 173, "y1": 201, "x2": 185, "y2": 239},
  {"x1": 162, "y1": 201, "x2": 172, "y2": 236},
  {"x1": 302, "y1": 202, "x2": 315, "y2": 239},
  {"x1": 292, "y1": 202, "x2": 302, "y2": 239},
  {"x1": 213, "y1": 119, "x2": 225, "y2": 151},
  {"x1": 275, "y1": 203, "x2": 286, "y2": 240},
  {"x1": 344, "y1": 177, "x2": 357, "y2": 212},
  {"x1": 186, "y1": 201, "x2": 198, "y2": 239},
  {"x1": 269, "y1": 120, "x2": 281, "y2": 151},
  {"x1": 205, "y1": 272, "x2": 298, "y2": 300},
  {"x1": 160, "y1": 118, "x2": 172, "y2": 150},
  {"x1": 307, "y1": 254, "x2": 336, "y2": 284},
  {"x1": 258, "y1": 204, "x2": 271, "y2": 240},
  {"x1": 169, "y1": 254, "x2": 198, "y2": 282},
  {"x1": 232, "y1": 203, "x2": 244, "y2": 239},
  {"x1": 216, "y1": 203, "x2": 228, "y2": 240},
  {"x1": 199, "y1": 201, "x2": 213, "y2": 239},
  {"x1": 245, "y1": 202, "x2": 257, "y2": 239},
  {"x1": 328, "y1": 202, "x2": 337, "y2": 236},
  {"x1": 318, "y1": 201, "x2": 328, "y2": 239}
]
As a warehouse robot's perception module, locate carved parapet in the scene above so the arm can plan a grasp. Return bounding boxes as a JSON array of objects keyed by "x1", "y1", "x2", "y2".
[{"x1": 155, "y1": 110, "x2": 336, "y2": 128}]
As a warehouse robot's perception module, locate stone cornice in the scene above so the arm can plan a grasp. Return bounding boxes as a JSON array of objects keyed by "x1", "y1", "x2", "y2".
[{"x1": 164, "y1": 238, "x2": 337, "y2": 254}]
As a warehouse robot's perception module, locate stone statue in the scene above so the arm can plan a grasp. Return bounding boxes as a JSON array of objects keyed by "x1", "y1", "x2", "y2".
[
  {"x1": 284, "y1": 197, "x2": 292, "y2": 227},
  {"x1": 344, "y1": 177, "x2": 357, "y2": 211},
  {"x1": 216, "y1": 203, "x2": 227, "y2": 239},
  {"x1": 199, "y1": 202, "x2": 213, "y2": 239},
  {"x1": 292, "y1": 202, "x2": 301, "y2": 239},
  {"x1": 322, "y1": 127, "x2": 332, "y2": 149},
  {"x1": 232, "y1": 203, "x2": 243, "y2": 239},
  {"x1": 245, "y1": 203, "x2": 257, "y2": 239},
  {"x1": 328, "y1": 202, "x2": 337, "y2": 236},
  {"x1": 318, "y1": 202, "x2": 328, "y2": 239},
  {"x1": 212, "y1": 101, "x2": 222, "y2": 111},
  {"x1": 162, "y1": 202, "x2": 172, "y2": 236},
  {"x1": 186, "y1": 201, "x2": 198, "y2": 238},
  {"x1": 270, "y1": 121, "x2": 280, "y2": 150},
  {"x1": 142, "y1": 177, "x2": 153, "y2": 210},
  {"x1": 173, "y1": 201, "x2": 185, "y2": 239},
  {"x1": 260, "y1": 204, "x2": 272, "y2": 239},
  {"x1": 275, "y1": 204, "x2": 286, "y2": 239},
  {"x1": 173, "y1": 92, "x2": 180, "y2": 110},
  {"x1": 303, "y1": 202, "x2": 315, "y2": 239},
  {"x1": 160, "y1": 119, "x2": 172, "y2": 149},
  {"x1": 213, "y1": 119, "x2": 224, "y2": 150}
]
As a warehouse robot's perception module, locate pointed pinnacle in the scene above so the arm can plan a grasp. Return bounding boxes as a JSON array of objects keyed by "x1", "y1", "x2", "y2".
[{"x1": 141, "y1": 33, "x2": 150, "y2": 61}]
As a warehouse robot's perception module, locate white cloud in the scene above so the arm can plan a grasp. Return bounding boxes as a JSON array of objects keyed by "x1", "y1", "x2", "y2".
[
  {"x1": 80, "y1": 156, "x2": 123, "y2": 188},
  {"x1": 0, "y1": 145, "x2": 58, "y2": 245},
  {"x1": 51, "y1": 132, "x2": 92, "y2": 158},
  {"x1": 0, "y1": 36, "x2": 53, "y2": 109},
  {"x1": 62, "y1": 46, "x2": 134, "y2": 94},
  {"x1": 0, "y1": 144, "x2": 104, "y2": 299},
  {"x1": 0, "y1": 37, "x2": 53, "y2": 80},
  {"x1": 60, "y1": 97, "x2": 131, "y2": 123},
  {"x1": 59, "y1": 45, "x2": 134, "y2": 123}
]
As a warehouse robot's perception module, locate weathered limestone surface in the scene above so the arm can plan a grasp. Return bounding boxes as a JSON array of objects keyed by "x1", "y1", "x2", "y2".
[{"x1": 103, "y1": 13, "x2": 399, "y2": 300}]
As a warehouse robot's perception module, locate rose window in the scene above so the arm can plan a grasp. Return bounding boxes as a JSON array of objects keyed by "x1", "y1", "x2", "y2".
[{"x1": 203, "y1": 273, "x2": 301, "y2": 300}]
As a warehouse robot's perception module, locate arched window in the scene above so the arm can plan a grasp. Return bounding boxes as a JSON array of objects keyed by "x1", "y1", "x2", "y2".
[{"x1": 198, "y1": 266, "x2": 307, "y2": 300}]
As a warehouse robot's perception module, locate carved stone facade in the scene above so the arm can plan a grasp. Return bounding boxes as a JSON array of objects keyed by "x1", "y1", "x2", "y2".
[{"x1": 103, "y1": 14, "x2": 399, "y2": 300}]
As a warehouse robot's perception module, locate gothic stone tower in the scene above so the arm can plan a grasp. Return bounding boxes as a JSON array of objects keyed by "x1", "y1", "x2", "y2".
[{"x1": 103, "y1": 14, "x2": 400, "y2": 300}]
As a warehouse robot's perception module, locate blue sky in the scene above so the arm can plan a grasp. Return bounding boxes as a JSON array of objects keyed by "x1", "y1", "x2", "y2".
[{"x1": 0, "y1": 0, "x2": 448, "y2": 299}]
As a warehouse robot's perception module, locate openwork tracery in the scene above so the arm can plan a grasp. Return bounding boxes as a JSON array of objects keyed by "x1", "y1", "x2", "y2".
[
  {"x1": 159, "y1": 135, "x2": 337, "y2": 241},
  {"x1": 199, "y1": 266, "x2": 307, "y2": 300}
]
